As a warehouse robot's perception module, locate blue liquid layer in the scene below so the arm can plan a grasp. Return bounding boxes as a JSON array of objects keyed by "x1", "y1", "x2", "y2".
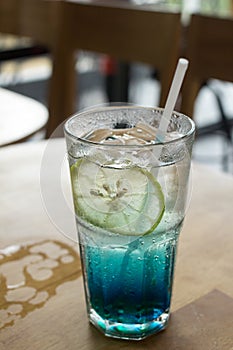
[{"x1": 80, "y1": 227, "x2": 180, "y2": 339}]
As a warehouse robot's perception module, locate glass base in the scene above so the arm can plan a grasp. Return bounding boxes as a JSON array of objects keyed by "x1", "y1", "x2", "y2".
[{"x1": 89, "y1": 309, "x2": 170, "y2": 340}]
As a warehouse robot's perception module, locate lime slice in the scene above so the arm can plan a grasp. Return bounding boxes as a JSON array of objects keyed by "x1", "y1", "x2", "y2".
[{"x1": 71, "y1": 159, "x2": 165, "y2": 236}]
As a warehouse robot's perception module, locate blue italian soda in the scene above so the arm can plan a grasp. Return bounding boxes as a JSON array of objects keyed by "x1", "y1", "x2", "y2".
[{"x1": 78, "y1": 222, "x2": 182, "y2": 340}]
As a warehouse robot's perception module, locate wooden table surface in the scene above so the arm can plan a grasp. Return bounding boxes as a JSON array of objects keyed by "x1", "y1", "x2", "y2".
[{"x1": 0, "y1": 139, "x2": 233, "y2": 349}]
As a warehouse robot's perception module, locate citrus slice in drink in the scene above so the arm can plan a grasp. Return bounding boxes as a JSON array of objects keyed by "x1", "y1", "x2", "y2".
[{"x1": 71, "y1": 159, "x2": 165, "y2": 236}]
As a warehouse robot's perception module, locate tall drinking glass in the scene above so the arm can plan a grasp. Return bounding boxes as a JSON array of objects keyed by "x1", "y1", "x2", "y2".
[{"x1": 64, "y1": 105, "x2": 195, "y2": 340}]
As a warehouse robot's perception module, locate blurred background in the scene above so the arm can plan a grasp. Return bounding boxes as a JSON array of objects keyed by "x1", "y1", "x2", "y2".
[{"x1": 0, "y1": 0, "x2": 233, "y2": 173}]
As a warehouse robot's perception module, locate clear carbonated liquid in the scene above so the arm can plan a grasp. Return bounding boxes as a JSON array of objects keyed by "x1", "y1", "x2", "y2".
[{"x1": 69, "y1": 125, "x2": 189, "y2": 339}]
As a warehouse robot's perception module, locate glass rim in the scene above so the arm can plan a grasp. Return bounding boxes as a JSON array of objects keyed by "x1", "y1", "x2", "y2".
[{"x1": 64, "y1": 105, "x2": 196, "y2": 148}]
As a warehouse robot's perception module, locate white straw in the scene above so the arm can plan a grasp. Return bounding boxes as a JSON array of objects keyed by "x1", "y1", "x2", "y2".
[{"x1": 156, "y1": 58, "x2": 189, "y2": 142}]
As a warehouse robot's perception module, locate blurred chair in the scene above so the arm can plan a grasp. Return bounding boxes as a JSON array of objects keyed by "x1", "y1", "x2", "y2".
[
  {"x1": 47, "y1": 1, "x2": 182, "y2": 136},
  {"x1": 181, "y1": 14, "x2": 233, "y2": 142}
]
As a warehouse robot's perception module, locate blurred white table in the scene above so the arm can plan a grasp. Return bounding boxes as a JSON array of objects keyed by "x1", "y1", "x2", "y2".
[{"x1": 0, "y1": 88, "x2": 48, "y2": 146}]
